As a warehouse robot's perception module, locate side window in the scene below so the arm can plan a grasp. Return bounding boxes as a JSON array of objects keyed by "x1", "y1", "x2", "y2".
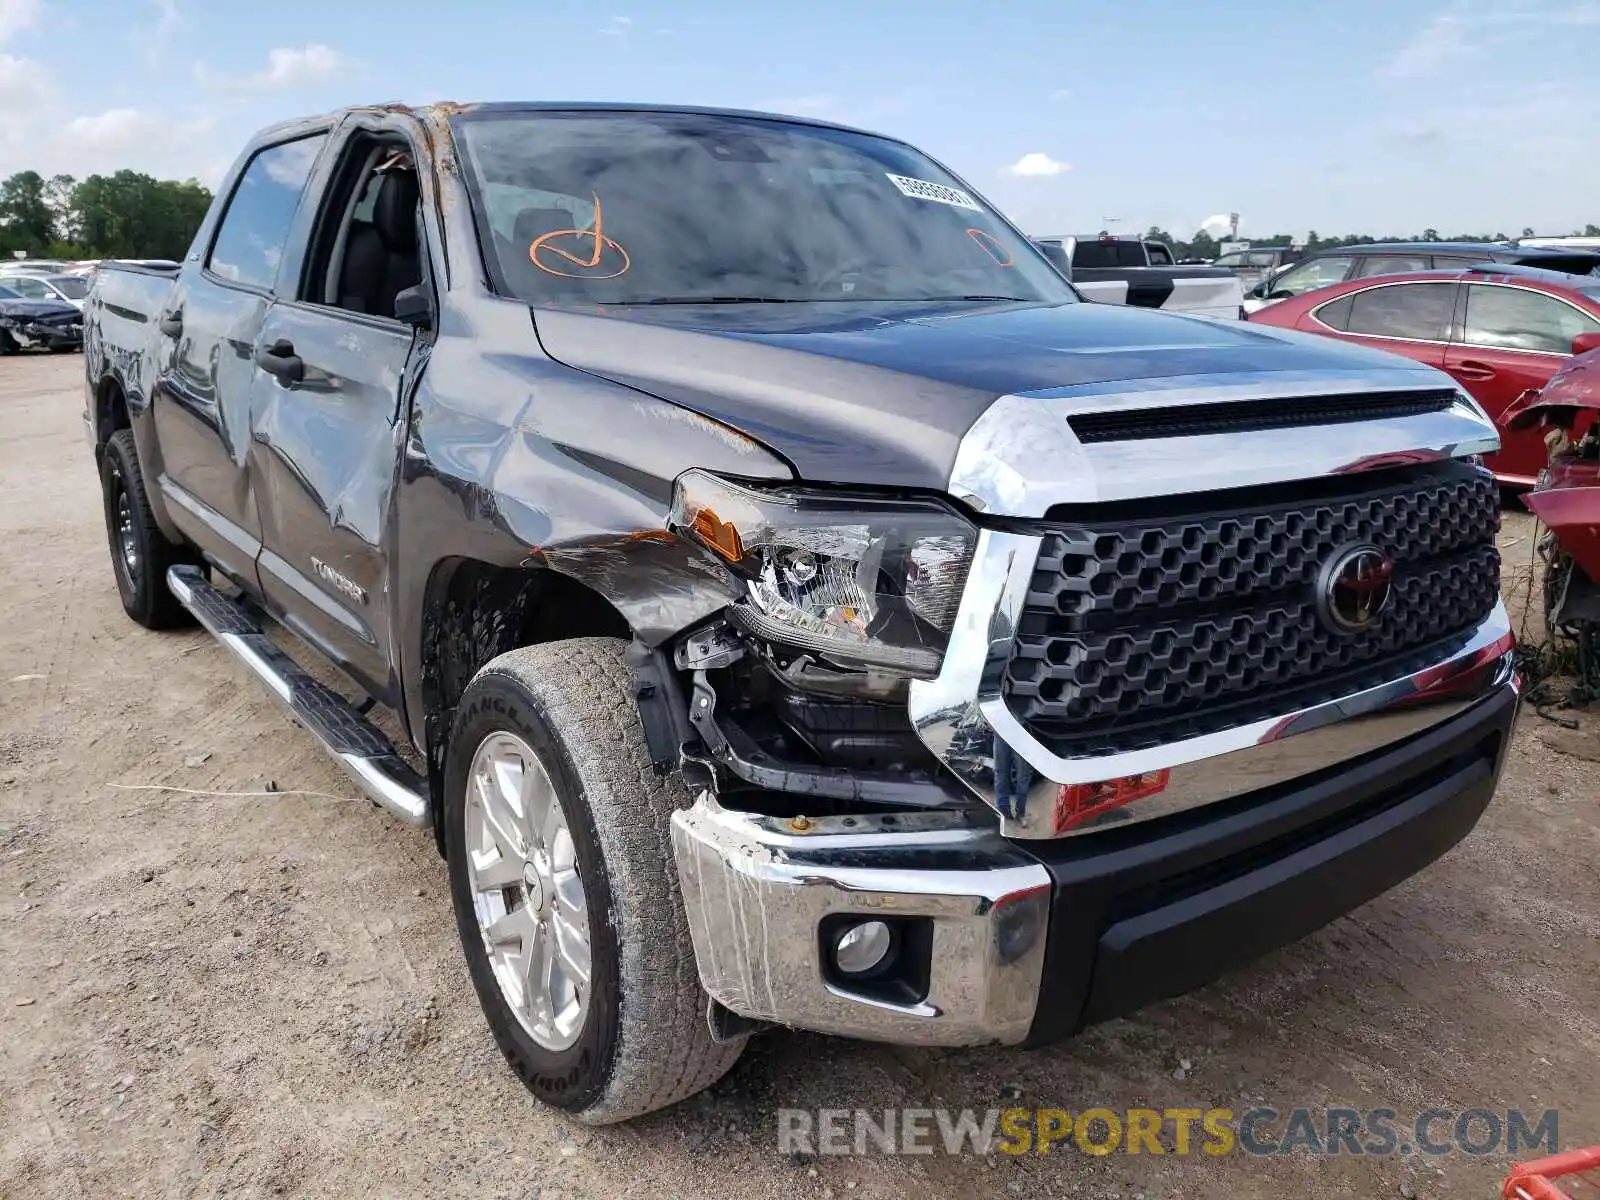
[
  {"x1": 1146, "y1": 242, "x2": 1173, "y2": 266},
  {"x1": 1312, "y1": 294, "x2": 1354, "y2": 331},
  {"x1": 1355, "y1": 255, "x2": 1429, "y2": 277},
  {"x1": 1461, "y1": 285, "x2": 1600, "y2": 354},
  {"x1": 300, "y1": 138, "x2": 423, "y2": 320},
  {"x1": 208, "y1": 135, "x2": 327, "y2": 290},
  {"x1": 1343, "y1": 282, "x2": 1455, "y2": 341},
  {"x1": 1247, "y1": 251, "x2": 1278, "y2": 268},
  {"x1": 1271, "y1": 256, "x2": 1353, "y2": 295},
  {"x1": 7, "y1": 276, "x2": 49, "y2": 299},
  {"x1": 1212, "y1": 253, "x2": 1244, "y2": 269}
]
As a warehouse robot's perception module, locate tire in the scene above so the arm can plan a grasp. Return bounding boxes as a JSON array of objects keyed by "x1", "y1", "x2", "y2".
[
  {"x1": 0, "y1": 330, "x2": 16, "y2": 355},
  {"x1": 445, "y1": 637, "x2": 745, "y2": 1124},
  {"x1": 99, "y1": 428, "x2": 195, "y2": 629}
]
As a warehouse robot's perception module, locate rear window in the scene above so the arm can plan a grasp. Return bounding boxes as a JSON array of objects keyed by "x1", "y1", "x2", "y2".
[
  {"x1": 1514, "y1": 253, "x2": 1600, "y2": 276},
  {"x1": 1073, "y1": 240, "x2": 1146, "y2": 268},
  {"x1": 1344, "y1": 282, "x2": 1456, "y2": 341}
]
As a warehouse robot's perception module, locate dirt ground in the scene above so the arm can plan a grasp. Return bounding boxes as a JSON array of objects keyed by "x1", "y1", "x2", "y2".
[{"x1": 1, "y1": 353, "x2": 1597, "y2": 1200}]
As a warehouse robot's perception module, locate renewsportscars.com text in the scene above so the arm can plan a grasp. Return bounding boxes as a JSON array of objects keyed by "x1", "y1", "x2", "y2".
[{"x1": 777, "y1": 1106, "x2": 1559, "y2": 1158}]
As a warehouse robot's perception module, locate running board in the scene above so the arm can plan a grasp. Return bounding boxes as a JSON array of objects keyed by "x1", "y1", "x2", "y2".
[{"x1": 166, "y1": 565, "x2": 430, "y2": 826}]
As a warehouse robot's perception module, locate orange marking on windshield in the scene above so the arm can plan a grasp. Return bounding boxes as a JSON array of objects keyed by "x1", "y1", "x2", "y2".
[
  {"x1": 529, "y1": 193, "x2": 631, "y2": 279},
  {"x1": 967, "y1": 228, "x2": 1014, "y2": 267}
]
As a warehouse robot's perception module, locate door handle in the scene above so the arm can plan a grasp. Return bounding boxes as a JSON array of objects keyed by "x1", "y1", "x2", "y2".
[
  {"x1": 254, "y1": 339, "x2": 304, "y2": 384},
  {"x1": 157, "y1": 310, "x2": 183, "y2": 338},
  {"x1": 1450, "y1": 359, "x2": 1496, "y2": 382}
]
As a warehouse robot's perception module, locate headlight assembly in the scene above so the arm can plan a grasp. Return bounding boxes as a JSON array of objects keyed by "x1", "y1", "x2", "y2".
[{"x1": 669, "y1": 470, "x2": 976, "y2": 677}]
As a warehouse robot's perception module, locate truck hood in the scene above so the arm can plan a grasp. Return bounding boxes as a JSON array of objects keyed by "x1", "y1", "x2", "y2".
[{"x1": 531, "y1": 299, "x2": 1432, "y2": 489}]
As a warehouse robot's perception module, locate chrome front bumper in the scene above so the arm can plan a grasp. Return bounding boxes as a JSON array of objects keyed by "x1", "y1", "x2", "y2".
[
  {"x1": 907, "y1": 527, "x2": 1518, "y2": 839},
  {"x1": 669, "y1": 801, "x2": 1052, "y2": 1046}
]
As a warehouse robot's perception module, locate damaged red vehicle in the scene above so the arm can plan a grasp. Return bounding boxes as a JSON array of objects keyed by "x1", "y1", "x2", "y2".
[
  {"x1": 1509, "y1": 348, "x2": 1600, "y2": 659},
  {"x1": 1247, "y1": 265, "x2": 1600, "y2": 485}
]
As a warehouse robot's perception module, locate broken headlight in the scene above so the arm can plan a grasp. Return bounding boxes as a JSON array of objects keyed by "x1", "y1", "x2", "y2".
[{"x1": 670, "y1": 470, "x2": 976, "y2": 677}]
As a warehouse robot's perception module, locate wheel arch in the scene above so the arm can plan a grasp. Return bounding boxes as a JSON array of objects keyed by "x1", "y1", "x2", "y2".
[{"x1": 419, "y1": 556, "x2": 633, "y2": 852}]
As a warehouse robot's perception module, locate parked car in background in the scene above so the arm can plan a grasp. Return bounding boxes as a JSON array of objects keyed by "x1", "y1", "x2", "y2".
[
  {"x1": 1516, "y1": 235, "x2": 1600, "y2": 254},
  {"x1": 0, "y1": 281, "x2": 84, "y2": 353},
  {"x1": 1210, "y1": 246, "x2": 1304, "y2": 289},
  {"x1": 1032, "y1": 233, "x2": 1243, "y2": 318},
  {"x1": 1246, "y1": 264, "x2": 1600, "y2": 484},
  {"x1": 3, "y1": 258, "x2": 74, "y2": 275},
  {"x1": 0, "y1": 271, "x2": 89, "y2": 310},
  {"x1": 1243, "y1": 242, "x2": 1600, "y2": 315}
]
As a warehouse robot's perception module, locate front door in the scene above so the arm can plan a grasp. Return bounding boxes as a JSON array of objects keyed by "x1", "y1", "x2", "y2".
[
  {"x1": 1445, "y1": 283, "x2": 1600, "y2": 485},
  {"x1": 248, "y1": 126, "x2": 426, "y2": 705}
]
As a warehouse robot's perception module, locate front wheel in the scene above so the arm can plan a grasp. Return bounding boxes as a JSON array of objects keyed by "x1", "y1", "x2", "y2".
[{"x1": 445, "y1": 637, "x2": 745, "y2": 1124}]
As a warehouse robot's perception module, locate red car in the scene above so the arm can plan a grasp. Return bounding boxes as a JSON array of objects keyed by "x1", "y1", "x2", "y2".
[{"x1": 1248, "y1": 265, "x2": 1600, "y2": 484}]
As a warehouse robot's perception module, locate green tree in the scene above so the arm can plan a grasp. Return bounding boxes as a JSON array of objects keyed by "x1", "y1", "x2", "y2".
[{"x1": 0, "y1": 170, "x2": 58, "y2": 254}]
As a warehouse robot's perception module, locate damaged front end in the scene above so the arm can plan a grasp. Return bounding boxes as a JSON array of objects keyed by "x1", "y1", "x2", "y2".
[
  {"x1": 658, "y1": 469, "x2": 984, "y2": 818},
  {"x1": 645, "y1": 471, "x2": 1052, "y2": 1044},
  {"x1": 1511, "y1": 355, "x2": 1600, "y2": 687},
  {"x1": 0, "y1": 306, "x2": 82, "y2": 352}
]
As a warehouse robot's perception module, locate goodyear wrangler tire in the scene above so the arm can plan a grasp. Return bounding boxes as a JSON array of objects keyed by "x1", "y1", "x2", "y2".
[{"x1": 445, "y1": 637, "x2": 745, "y2": 1123}]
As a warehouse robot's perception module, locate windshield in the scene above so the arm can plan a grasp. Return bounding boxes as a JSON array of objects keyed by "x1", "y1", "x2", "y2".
[
  {"x1": 454, "y1": 111, "x2": 1074, "y2": 307},
  {"x1": 47, "y1": 275, "x2": 88, "y2": 299}
]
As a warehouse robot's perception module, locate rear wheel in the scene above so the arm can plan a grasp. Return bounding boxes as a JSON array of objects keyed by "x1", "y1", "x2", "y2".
[
  {"x1": 445, "y1": 637, "x2": 745, "y2": 1123},
  {"x1": 100, "y1": 429, "x2": 195, "y2": 629}
]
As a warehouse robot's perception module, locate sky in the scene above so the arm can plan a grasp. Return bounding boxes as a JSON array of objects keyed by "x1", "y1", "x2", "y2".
[{"x1": 1, "y1": 0, "x2": 1597, "y2": 241}]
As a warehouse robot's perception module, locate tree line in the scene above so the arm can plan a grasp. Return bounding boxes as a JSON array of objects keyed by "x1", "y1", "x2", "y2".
[
  {"x1": 1146, "y1": 224, "x2": 1600, "y2": 262},
  {"x1": 0, "y1": 169, "x2": 212, "y2": 262}
]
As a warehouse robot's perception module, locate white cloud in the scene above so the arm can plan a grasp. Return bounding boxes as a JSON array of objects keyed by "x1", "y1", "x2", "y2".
[
  {"x1": 1049, "y1": 88, "x2": 1071, "y2": 101},
  {"x1": 599, "y1": 15, "x2": 632, "y2": 36},
  {"x1": 1004, "y1": 152, "x2": 1071, "y2": 178},
  {"x1": 198, "y1": 42, "x2": 346, "y2": 90},
  {"x1": 133, "y1": 0, "x2": 181, "y2": 66},
  {"x1": 254, "y1": 42, "x2": 343, "y2": 87},
  {"x1": 0, "y1": 0, "x2": 38, "y2": 45},
  {"x1": 1382, "y1": 14, "x2": 1474, "y2": 78}
]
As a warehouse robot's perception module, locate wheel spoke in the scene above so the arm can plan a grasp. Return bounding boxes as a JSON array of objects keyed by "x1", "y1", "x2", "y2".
[
  {"x1": 473, "y1": 769, "x2": 524, "y2": 862},
  {"x1": 552, "y1": 906, "x2": 591, "y2": 991},
  {"x1": 521, "y1": 756, "x2": 556, "y2": 851},
  {"x1": 469, "y1": 849, "x2": 524, "y2": 891},
  {"x1": 484, "y1": 902, "x2": 538, "y2": 951},
  {"x1": 525, "y1": 921, "x2": 556, "y2": 1026}
]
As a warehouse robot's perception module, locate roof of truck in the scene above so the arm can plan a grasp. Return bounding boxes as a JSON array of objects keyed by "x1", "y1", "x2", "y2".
[{"x1": 255, "y1": 100, "x2": 887, "y2": 145}]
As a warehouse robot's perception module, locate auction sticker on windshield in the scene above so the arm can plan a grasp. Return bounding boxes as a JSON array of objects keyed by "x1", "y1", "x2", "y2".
[{"x1": 884, "y1": 173, "x2": 982, "y2": 212}]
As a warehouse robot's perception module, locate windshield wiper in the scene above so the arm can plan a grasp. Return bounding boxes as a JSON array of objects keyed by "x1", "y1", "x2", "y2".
[
  {"x1": 612, "y1": 296, "x2": 806, "y2": 306},
  {"x1": 916, "y1": 294, "x2": 1034, "y2": 302}
]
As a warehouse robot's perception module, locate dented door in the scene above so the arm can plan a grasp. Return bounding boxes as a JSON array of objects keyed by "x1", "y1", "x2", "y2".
[{"x1": 249, "y1": 302, "x2": 412, "y2": 704}]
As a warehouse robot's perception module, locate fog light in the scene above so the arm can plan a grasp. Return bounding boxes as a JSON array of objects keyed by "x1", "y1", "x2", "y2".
[{"x1": 832, "y1": 920, "x2": 893, "y2": 975}]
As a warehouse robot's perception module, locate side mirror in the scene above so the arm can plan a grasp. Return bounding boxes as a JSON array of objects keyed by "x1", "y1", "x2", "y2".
[
  {"x1": 1571, "y1": 331, "x2": 1600, "y2": 356},
  {"x1": 394, "y1": 284, "x2": 434, "y2": 330},
  {"x1": 1268, "y1": 289, "x2": 1295, "y2": 301}
]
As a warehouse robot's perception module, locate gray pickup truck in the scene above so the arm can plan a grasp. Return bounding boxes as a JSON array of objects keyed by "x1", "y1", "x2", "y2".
[{"x1": 82, "y1": 101, "x2": 1517, "y2": 1124}]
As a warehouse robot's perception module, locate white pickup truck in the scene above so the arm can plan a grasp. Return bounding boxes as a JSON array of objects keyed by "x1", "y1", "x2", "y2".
[{"x1": 1034, "y1": 233, "x2": 1244, "y2": 320}]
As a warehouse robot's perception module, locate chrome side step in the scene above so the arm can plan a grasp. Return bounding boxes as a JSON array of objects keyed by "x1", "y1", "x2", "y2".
[{"x1": 166, "y1": 565, "x2": 430, "y2": 826}]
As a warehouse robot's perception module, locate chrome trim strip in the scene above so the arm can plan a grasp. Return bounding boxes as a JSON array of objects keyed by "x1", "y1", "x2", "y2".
[
  {"x1": 908, "y1": 525, "x2": 1517, "y2": 839},
  {"x1": 947, "y1": 368, "x2": 1499, "y2": 518},
  {"x1": 670, "y1": 793, "x2": 1050, "y2": 1046}
]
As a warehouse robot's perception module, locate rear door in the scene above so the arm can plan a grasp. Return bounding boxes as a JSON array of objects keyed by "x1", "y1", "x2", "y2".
[
  {"x1": 1303, "y1": 280, "x2": 1456, "y2": 369},
  {"x1": 247, "y1": 120, "x2": 428, "y2": 704},
  {"x1": 151, "y1": 133, "x2": 329, "y2": 585},
  {"x1": 1445, "y1": 283, "x2": 1600, "y2": 484}
]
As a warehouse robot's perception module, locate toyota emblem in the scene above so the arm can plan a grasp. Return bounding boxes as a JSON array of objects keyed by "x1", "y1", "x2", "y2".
[{"x1": 1318, "y1": 544, "x2": 1394, "y2": 634}]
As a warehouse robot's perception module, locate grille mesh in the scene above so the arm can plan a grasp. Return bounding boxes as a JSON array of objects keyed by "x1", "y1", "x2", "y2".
[{"x1": 1003, "y1": 462, "x2": 1501, "y2": 757}]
